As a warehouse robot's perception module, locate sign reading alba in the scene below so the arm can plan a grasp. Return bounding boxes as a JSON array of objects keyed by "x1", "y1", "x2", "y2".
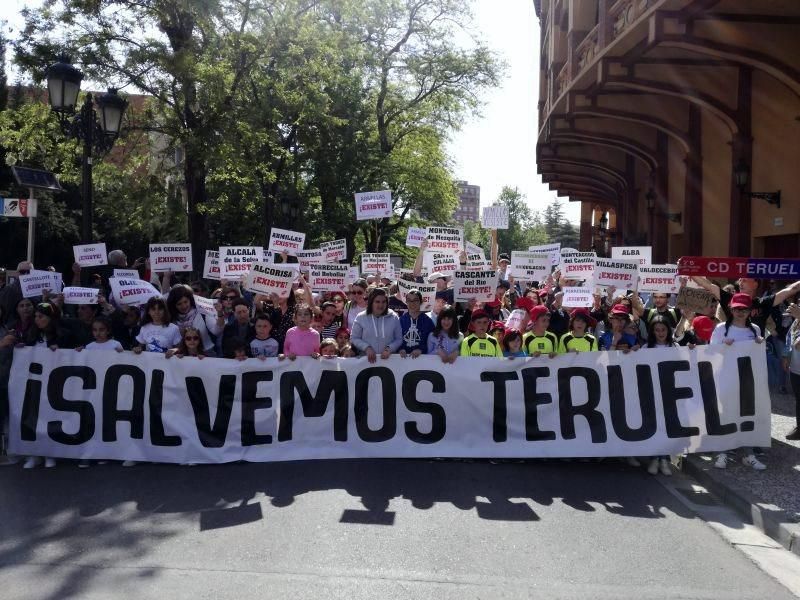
[{"x1": 9, "y1": 346, "x2": 769, "y2": 463}]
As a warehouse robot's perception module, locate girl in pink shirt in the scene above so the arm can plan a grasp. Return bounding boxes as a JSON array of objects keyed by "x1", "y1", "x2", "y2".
[{"x1": 282, "y1": 304, "x2": 321, "y2": 359}]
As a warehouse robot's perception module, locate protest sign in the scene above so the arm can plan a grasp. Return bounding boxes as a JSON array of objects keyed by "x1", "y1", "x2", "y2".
[
  {"x1": 268, "y1": 228, "x2": 305, "y2": 256},
  {"x1": 348, "y1": 266, "x2": 360, "y2": 283},
  {"x1": 481, "y1": 205, "x2": 509, "y2": 229},
  {"x1": 510, "y1": 252, "x2": 550, "y2": 281},
  {"x1": 465, "y1": 241, "x2": 486, "y2": 268},
  {"x1": 361, "y1": 253, "x2": 392, "y2": 274},
  {"x1": 203, "y1": 250, "x2": 220, "y2": 280},
  {"x1": 295, "y1": 249, "x2": 324, "y2": 270},
  {"x1": 113, "y1": 269, "x2": 139, "y2": 279},
  {"x1": 676, "y1": 287, "x2": 717, "y2": 313},
  {"x1": 320, "y1": 239, "x2": 347, "y2": 262},
  {"x1": 639, "y1": 264, "x2": 680, "y2": 294},
  {"x1": 611, "y1": 246, "x2": 651, "y2": 266},
  {"x1": 405, "y1": 227, "x2": 427, "y2": 248},
  {"x1": 398, "y1": 278, "x2": 436, "y2": 312},
  {"x1": 355, "y1": 190, "x2": 392, "y2": 220},
  {"x1": 220, "y1": 246, "x2": 263, "y2": 279},
  {"x1": 423, "y1": 251, "x2": 459, "y2": 276},
  {"x1": 62, "y1": 287, "x2": 100, "y2": 305},
  {"x1": 505, "y1": 309, "x2": 527, "y2": 331},
  {"x1": 9, "y1": 344, "x2": 769, "y2": 462},
  {"x1": 309, "y1": 264, "x2": 352, "y2": 292},
  {"x1": 20, "y1": 271, "x2": 62, "y2": 298},
  {"x1": 594, "y1": 258, "x2": 640, "y2": 290},
  {"x1": 453, "y1": 270, "x2": 498, "y2": 302},
  {"x1": 149, "y1": 243, "x2": 193, "y2": 272},
  {"x1": 528, "y1": 242, "x2": 562, "y2": 266},
  {"x1": 243, "y1": 263, "x2": 297, "y2": 298},
  {"x1": 560, "y1": 251, "x2": 596, "y2": 280},
  {"x1": 194, "y1": 295, "x2": 219, "y2": 318},
  {"x1": 0, "y1": 197, "x2": 36, "y2": 218},
  {"x1": 677, "y1": 256, "x2": 800, "y2": 279},
  {"x1": 425, "y1": 226, "x2": 464, "y2": 253},
  {"x1": 562, "y1": 286, "x2": 594, "y2": 308},
  {"x1": 73, "y1": 243, "x2": 108, "y2": 268},
  {"x1": 108, "y1": 278, "x2": 161, "y2": 305}
]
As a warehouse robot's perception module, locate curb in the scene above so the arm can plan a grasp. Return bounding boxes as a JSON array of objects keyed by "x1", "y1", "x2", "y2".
[{"x1": 679, "y1": 453, "x2": 800, "y2": 557}]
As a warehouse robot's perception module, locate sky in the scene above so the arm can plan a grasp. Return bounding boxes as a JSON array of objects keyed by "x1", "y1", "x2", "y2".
[{"x1": 5, "y1": 0, "x2": 579, "y2": 224}]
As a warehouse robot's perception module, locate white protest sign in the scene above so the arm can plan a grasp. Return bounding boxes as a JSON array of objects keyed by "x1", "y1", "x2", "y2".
[
  {"x1": 149, "y1": 243, "x2": 193, "y2": 272},
  {"x1": 220, "y1": 246, "x2": 263, "y2": 280},
  {"x1": 0, "y1": 197, "x2": 36, "y2": 218},
  {"x1": 361, "y1": 253, "x2": 392, "y2": 274},
  {"x1": 505, "y1": 309, "x2": 527, "y2": 332},
  {"x1": 309, "y1": 264, "x2": 352, "y2": 292},
  {"x1": 425, "y1": 226, "x2": 464, "y2": 253},
  {"x1": 268, "y1": 228, "x2": 306, "y2": 256},
  {"x1": 19, "y1": 271, "x2": 62, "y2": 298},
  {"x1": 62, "y1": 287, "x2": 100, "y2": 305},
  {"x1": 295, "y1": 249, "x2": 324, "y2": 270},
  {"x1": 481, "y1": 205, "x2": 509, "y2": 229},
  {"x1": 108, "y1": 278, "x2": 161, "y2": 306},
  {"x1": 560, "y1": 251, "x2": 596, "y2": 280},
  {"x1": 320, "y1": 239, "x2": 347, "y2": 262},
  {"x1": 594, "y1": 257, "x2": 640, "y2": 290},
  {"x1": 244, "y1": 263, "x2": 297, "y2": 298},
  {"x1": 113, "y1": 269, "x2": 139, "y2": 279},
  {"x1": 611, "y1": 246, "x2": 652, "y2": 266},
  {"x1": 562, "y1": 286, "x2": 594, "y2": 308},
  {"x1": 423, "y1": 251, "x2": 459, "y2": 276},
  {"x1": 348, "y1": 266, "x2": 361, "y2": 283},
  {"x1": 510, "y1": 251, "x2": 551, "y2": 281},
  {"x1": 398, "y1": 279, "x2": 436, "y2": 312},
  {"x1": 203, "y1": 250, "x2": 220, "y2": 280},
  {"x1": 405, "y1": 227, "x2": 427, "y2": 248},
  {"x1": 465, "y1": 241, "x2": 486, "y2": 268},
  {"x1": 194, "y1": 295, "x2": 219, "y2": 318},
  {"x1": 453, "y1": 270, "x2": 499, "y2": 303},
  {"x1": 529, "y1": 242, "x2": 562, "y2": 266},
  {"x1": 560, "y1": 247, "x2": 578, "y2": 255},
  {"x1": 355, "y1": 190, "x2": 392, "y2": 220},
  {"x1": 73, "y1": 243, "x2": 108, "y2": 268},
  {"x1": 638, "y1": 264, "x2": 681, "y2": 294}
]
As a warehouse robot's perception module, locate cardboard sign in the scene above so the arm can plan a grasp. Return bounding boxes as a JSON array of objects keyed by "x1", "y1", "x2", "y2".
[
  {"x1": 529, "y1": 242, "x2": 562, "y2": 266},
  {"x1": 194, "y1": 295, "x2": 219, "y2": 318},
  {"x1": 639, "y1": 264, "x2": 680, "y2": 294},
  {"x1": 20, "y1": 271, "x2": 62, "y2": 298},
  {"x1": 203, "y1": 250, "x2": 220, "y2": 280},
  {"x1": 562, "y1": 286, "x2": 593, "y2": 308},
  {"x1": 423, "y1": 251, "x2": 459, "y2": 276},
  {"x1": 361, "y1": 253, "x2": 392, "y2": 274},
  {"x1": 481, "y1": 205, "x2": 509, "y2": 230},
  {"x1": 405, "y1": 227, "x2": 427, "y2": 248},
  {"x1": 425, "y1": 226, "x2": 464, "y2": 253},
  {"x1": 0, "y1": 197, "x2": 36, "y2": 218},
  {"x1": 220, "y1": 246, "x2": 263, "y2": 280},
  {"x1": 398, "y1": 279, "x2": 436, "y2": 312},
  {"x1": 309, "y1": 264, "x2": 352, "y2": 292},
  {"x1": 268, "y1": 228, "x2": 305, "y2": 256},
  {"x1": 510, "y1": 252, "x2": 550, "y2": 281},
  {"x1": 677, "y1": 256, "x2": 800, "y2": 279},
  {"x1": 505, "y1": 309, "x2": 527, "y2": 331},
  {"x1": 244, "y1": 263, "x2": 297, "y2": 298},
  {"x1": 594, "y1": 258, "x2": 640, "y2": 290},
  {"x1": 108, "y1": 278, "x2": 161, "y2": 306},
  {"x1": 320, "y1": 239, "x2": 347, "y2": 262},
  {"x1": 676, "y1": 287, "x2": 717, "y2": 314},
  {"x1": 295, "y1": 249, "x2": 324, "y2": 270},
  {"x1": 465, "y1": 241, "x2": 486, "y2": 268},
  {"x1": 62, "y1": 287, "x2": 100, "y2": 305},
  {"x1": 73, "y1": 243, "x2": 108, "y2": 268},
  {"x1": 355, "y1": 190, "x2": 392, "y2": 220},
  {"x1": 453, "y1": 270, "x2": 499, "y2": 303},
  {"x1": 611, "y1": 246, "x2": 652, "y2": 266},
  {"x1": 113, "y1": 269, "x2": 139, "y2": 279},
  {"x1": 561, "y1": 251, "x2": 596, "y2": 280},
  {"x1": 149, "y1": 243, "x2": 193, "y2": 272}
]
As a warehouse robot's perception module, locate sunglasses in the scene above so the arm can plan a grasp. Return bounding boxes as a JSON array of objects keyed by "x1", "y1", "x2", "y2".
[{"x1": 184, "y1": 336, "x2": 200, "y2": 341}]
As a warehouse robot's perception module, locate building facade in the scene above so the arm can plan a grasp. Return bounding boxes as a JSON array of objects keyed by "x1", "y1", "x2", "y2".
[
  {"x1": 453, "y1": 180, "x2": 480, "y2": 224},
  {"x1": 535, "y1": 0, "x2": 800, "y2": 262}
]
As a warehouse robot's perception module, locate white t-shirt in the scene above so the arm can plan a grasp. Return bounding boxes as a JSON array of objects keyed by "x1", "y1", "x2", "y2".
[
  {"x1": 710, "y1": 322, "x2": 761, "y2": 345},
  {"x1": 136, "y1": 323, "x2": 182, "y2": 353},
  {"x1": 86, "y1": 339, "x2": 123, "y2": 351}
]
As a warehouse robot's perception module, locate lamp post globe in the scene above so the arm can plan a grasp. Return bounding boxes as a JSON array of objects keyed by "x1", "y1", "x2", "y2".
[
  {"x1": 95, "y1": 88, "x2": 128, "y2": 138},
  {"x1": 45, "y1": 58, "x2": 83, "y2": 114}
]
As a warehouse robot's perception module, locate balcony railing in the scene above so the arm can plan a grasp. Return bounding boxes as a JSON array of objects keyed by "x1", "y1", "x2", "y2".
[
  {"x1": 556, "y1": 62, "x2": 570, "y2": 98},
  {"x1": 574, "y1": 24, "x2": 600, "y2": 74},
  {"x1": 609, "y1": 0, "x2": 654, "y2": 41}
]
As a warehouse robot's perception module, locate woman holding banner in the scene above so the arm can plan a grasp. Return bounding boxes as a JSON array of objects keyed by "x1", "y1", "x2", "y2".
[
  {"x1": 343, "y1": 279, "x2": 369, "y2": 330},
  {"x1": 350, "y1": 287, "x2": 402, "y2": 363}
]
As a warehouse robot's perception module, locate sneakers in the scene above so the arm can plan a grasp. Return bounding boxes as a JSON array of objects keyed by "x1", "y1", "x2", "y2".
[
  {"x1": 625, "y1": 457, "x2": 641, "y2": 467},
  {"x1": 742, "y1": 454, "x2": 766, "y2": 471},
  {"x1": 44, "y1": 458, "x2": 56, "y2": 468},
  {"x1": 646, "y1": 458, "x2": 659, "y2": 475},
  {"x1": 787, "y1": 427, "x2": 800, "y2": 441},
  {"x1": 713, "y1": 453, "x2": 728, "y2": 469},
  {"x1": 121, "y1": 460, "x2": 137, "y2": 467},
  {"x1": 658, "y1": 459, "x2": 672, "y2": 476},
  {"x1": 78, "y1": 460, "x2": 91, "y2": 469},
  {"x1": 22, "y1": 456, "x2": 41, "y2": 469}
]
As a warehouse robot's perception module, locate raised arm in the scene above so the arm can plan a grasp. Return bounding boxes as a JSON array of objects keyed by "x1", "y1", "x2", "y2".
[
  {"x1": 774, "y1": 280, "x2": 800, "y2": 306},
  {"x1": 412, "y1": 238, "x2": 428, "y2": 278},
  {"x1": 690, "y1": 276, "x2": 720, "y2": 300}
]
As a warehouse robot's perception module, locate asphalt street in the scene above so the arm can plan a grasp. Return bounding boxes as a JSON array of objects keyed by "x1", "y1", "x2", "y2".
[{"x1": 0, "y1": 458, "x2": 796, "y2": 600}]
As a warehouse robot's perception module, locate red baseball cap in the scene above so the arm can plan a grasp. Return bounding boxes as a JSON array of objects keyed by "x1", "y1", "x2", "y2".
[
  {"x1": 609, "y1": 304, "x2": 631, "y2": 319},
  {"x1": 471, "y1": 309, "x2": 490, "y2": 322},
  {"x1": 529, "y1": 305, "x2": 549, "y2": 321},
  {"x1": 569, "y1": 307, "x2": 597, "y2": 328},
  {"x1": 490, "y1": 320, "x2": 506, "y2": 332},
  {"x1": 729, "y1": 293, "x2": 752, "y2": 309},
  {"x1": 516, "y1": 296, "x2": 535, "y2": 314},
  {"x1": 691, "y1": 316, "x2": 715, "y2": 342}
]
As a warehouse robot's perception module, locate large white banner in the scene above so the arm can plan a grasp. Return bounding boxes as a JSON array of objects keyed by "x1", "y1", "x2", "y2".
[{"x1": 8, "y1": 345, "x2": 770, "y2": 462}]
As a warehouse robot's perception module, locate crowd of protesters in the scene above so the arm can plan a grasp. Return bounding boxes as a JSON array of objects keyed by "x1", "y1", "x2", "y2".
[{"x1": 1, "y1": 243, "x2": 798, "y2": 475}]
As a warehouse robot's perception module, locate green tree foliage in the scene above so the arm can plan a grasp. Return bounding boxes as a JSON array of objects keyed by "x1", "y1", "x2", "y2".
[
  {"x1": 491, "y1": 186, "x2": 548, "y2": 254},
  {"x1": 542, "y1": 197, "x2": 580, "y2": 249}
]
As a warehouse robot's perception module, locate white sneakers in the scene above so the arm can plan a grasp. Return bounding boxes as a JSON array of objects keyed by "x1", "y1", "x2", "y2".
[
  {"x1": 647, "y1": 458, "x2": 659, "y2": 475},
  {"x1": 645, "y1": 458, "x2": 672, "y2": 476},
  {"x1": 742, "y1": 454, "x2": 767, "y2": 470},
  {"x1": 121, "y1": 460, "x2": 137, "y2": 467},
  {"x1": 714, "y1": 453, "x2": 728, "y2": 469},
  {"x1": 22, "y1": 456, "x2": 41, "y2": 469}
]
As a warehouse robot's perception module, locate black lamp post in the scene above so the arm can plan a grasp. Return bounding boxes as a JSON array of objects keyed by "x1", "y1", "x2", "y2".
[
  {"x1": 46, "y1": 57, "x2": 128, "y2": 242},
  {"x1": 733, "y1": 160, "x2": 781, "y2": 209}
]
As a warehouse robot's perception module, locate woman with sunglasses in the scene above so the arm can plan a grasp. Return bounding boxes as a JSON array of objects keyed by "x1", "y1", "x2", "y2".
[{"x1": 343, "y1": 279, "x2": 369, "y2": 330}]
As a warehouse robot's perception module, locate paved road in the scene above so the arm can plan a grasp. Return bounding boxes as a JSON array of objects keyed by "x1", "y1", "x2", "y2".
[{"x1": 0, "y1": 459, "x2": 796, "y2": 600}]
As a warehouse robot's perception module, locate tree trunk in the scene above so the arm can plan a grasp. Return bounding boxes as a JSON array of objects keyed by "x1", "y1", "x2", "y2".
[{"x1": 184, "y1": 153, "x2": 208, "y2": 274}]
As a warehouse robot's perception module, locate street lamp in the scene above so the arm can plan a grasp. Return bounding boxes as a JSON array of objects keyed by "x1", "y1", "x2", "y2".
[
  {"x1": 46, "y1": 57, "x2": 128, "y2": 242},
  {"x1": 733, "y1": 160, "x2": 781, "y2": 209}
]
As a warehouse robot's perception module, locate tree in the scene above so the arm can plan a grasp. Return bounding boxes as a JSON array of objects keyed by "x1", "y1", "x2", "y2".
[
  {"x1": 490, "y1": 186, "x2": 548, "y2": 254},
  {"x1": 542, "y1": 198, "x2": 580, "y2": 249}
]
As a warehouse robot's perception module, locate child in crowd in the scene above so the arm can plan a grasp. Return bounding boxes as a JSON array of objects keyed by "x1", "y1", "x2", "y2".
[
  {"x1": 25, "y1": 302, "x2": 73, "y2": 351},
  {"x1": 78, "y1": 315, "x2": 123, "y2": 352},
  {"x1": 524, "y1": 305, "x2": 558, "y2": 357},
  {"x1": 489, "y1": 321, "x2": 506, "y2": 347},
  {"x1": 599, "y1": 304, "x2": 638, "y2": 351},
  {"x1": 335, "y1": 327, "x2": 350, "y2": 349},
  {"x1": 427, "y1": 306, "x2": 462, "y2": 363},
  {"x1": 133, "y1": 297, "x2": 181, "y2": 354},
  {"x1": 166, "y1": 327, "x2": 206, "y2": 359},
  {"x1": 282, "y1": 304, "x2": 321, "y2": 359},
  {"x1": 250, "y1": 313, "x2": 279, "y2": 359},
  {"x1": 460, "y1": 310, "x2": 503, "y2": 357},
  {"x1": 319, "y1": 338, "x2": 339, "y2": 357},
  {"x1": 338, "y1": 344, "x2": 356, "y2": 357},
  {"x1": 502, "y1": 330, "x2": 527, "y2": 358},
  {"x1": 558, "y1": 308, "x2": 598, "y2": 353},
  {"x1": 232, "y1": 341, "x2": 249, "y2": 361}
]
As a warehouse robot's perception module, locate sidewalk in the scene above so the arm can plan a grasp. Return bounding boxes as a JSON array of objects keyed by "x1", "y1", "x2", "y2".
[{"x1": 679, "y1": 390, "x2": 800, "y2": 556}]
